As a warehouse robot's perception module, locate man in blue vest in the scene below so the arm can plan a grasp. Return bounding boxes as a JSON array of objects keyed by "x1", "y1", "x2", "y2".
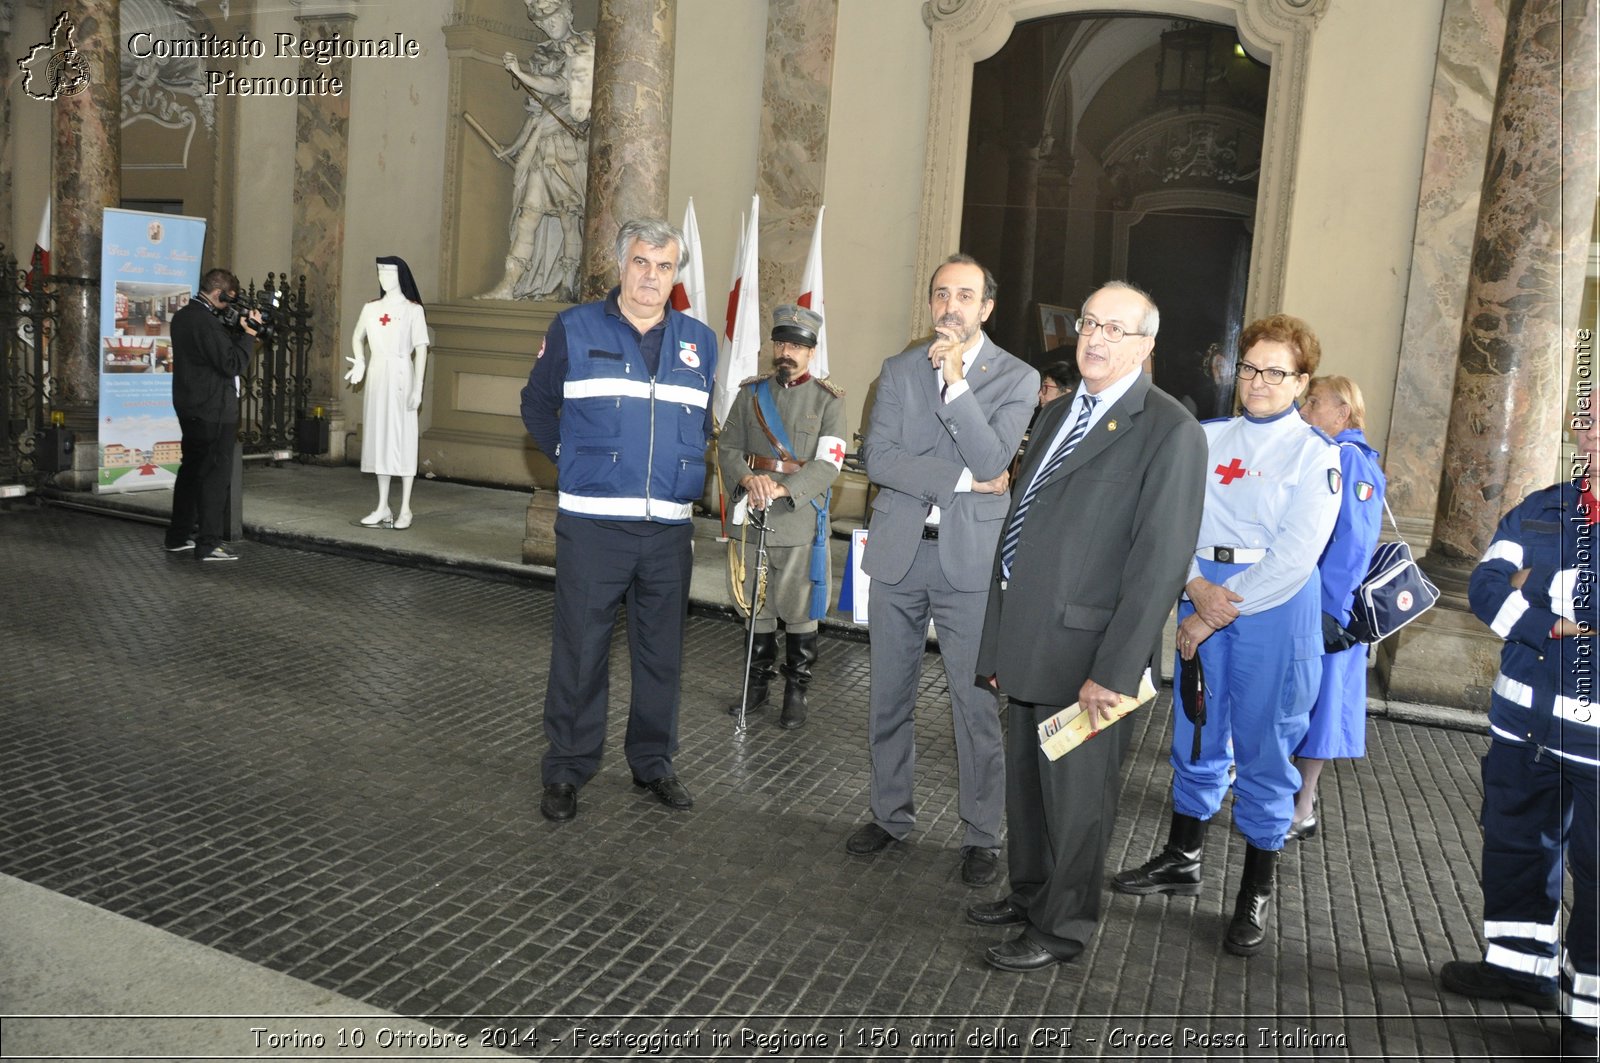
[{"x1": 521, "y1": 218, "x2": 719, "y2": 823}]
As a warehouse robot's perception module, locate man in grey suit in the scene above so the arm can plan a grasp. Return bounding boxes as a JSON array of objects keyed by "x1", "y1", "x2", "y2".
[
  {"x1": 968, "y1": 281, "x2": 1207, "y2": 970},
  {"x1": 845, "y1": 254, "x2": 1040, "y2": 887}
]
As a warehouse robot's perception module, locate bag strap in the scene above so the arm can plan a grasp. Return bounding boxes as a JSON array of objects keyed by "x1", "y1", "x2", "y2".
[
  {"x1": 750, "y1": 380, "x2": 798, "y2": 465},
  {"x1": 1340, "y1": 442, "x2": 1400, "y2": 537}
]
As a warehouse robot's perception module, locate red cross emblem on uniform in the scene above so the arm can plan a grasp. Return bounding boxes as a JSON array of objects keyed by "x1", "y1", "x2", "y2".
[
  {"x1": 827, "y1": 442, "x2": 845, "y2": 463},
  {"x1": 379, "y1": 314, "x2": 391, "y2": 326},
  {"x1": 1216, "y1": 457, "x2": 1248, "y2": 485}
]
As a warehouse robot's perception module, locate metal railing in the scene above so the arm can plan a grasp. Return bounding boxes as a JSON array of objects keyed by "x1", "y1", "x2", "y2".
[
  {"x1": 237, "y1": 272, "x2": 316, "y2": 455},
  {"x1": 0, "y1": 247, "x2": 59, "y2": 488}
]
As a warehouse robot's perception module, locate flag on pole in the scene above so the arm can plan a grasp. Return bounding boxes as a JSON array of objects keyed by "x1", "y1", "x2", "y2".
[
  {"x1": 796, "y1": 205, "x2": 828, "y2": 378},
  {"x1": 669, "y1": 197, "x2": 708, "y2": 326},
  {"x1": 27, "y1": 198, "x2": 51, "y2": 288},
  {"x1": 715, "y1": 195, "x2": 761, "y2": 426}
]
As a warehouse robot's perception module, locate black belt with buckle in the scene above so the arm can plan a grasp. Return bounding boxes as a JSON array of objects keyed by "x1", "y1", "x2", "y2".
[
  {"x1": 1214, "y1": 546, "x2": 1236, "y2": 563},
  {"x1": 921, "y1": 525, "x2": 939, "y2": 541}
]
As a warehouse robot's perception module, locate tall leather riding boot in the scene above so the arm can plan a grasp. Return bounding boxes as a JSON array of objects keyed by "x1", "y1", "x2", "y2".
[
  {"x1": 779, "y1": 631, "x2": 819, "y2": 730},
  {"x1": 728, "y1": 631, "x2": 780, "y2": 715},
  {"x1": 1223, "y1": 844, "x2": 1278, "y2": 956},
  {"x1": 1111, "y1": 812, "x2": 1207, "y2": 896}
]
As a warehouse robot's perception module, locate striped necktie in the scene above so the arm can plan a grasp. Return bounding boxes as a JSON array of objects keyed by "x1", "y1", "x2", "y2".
[{"x1": 1000, "y1": 393, "x2": 1097, "y2": 579}]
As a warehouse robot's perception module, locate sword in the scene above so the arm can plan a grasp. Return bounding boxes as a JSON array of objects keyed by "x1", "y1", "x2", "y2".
[{"x1": 735, "y1": 507, "x2": 772, "y2": 735}]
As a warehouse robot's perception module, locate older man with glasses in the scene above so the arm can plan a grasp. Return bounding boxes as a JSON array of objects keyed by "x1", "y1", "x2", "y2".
[{"x1": 969, "y1": 280, "x2": 1207, "y2": 971}]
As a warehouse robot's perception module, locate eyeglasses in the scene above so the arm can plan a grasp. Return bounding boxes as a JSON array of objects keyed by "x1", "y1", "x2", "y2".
[
  {"x1": 1039, "y1": 381, "x2": 1062, "y2": 393},
  {"x1": 1075, "y1": 316, "x2": 1144, "y2": 343},
  {"x1": 1236, "y1": 361, "x2": 1300, "y2": 385}
]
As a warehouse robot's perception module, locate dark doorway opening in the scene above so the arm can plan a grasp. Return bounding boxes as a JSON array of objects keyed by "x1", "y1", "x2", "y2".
[{"x1": 959, "y1": 13, "x2": 1269, "y2": 411}]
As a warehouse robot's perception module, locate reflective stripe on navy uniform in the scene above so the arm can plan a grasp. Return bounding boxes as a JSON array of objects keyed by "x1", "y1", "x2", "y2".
[
  {"x1": 1170, "y1": 407, "x2": 1339, "y2": 849},
  {"x1": 531, "y1": 293, "x2": 717, "y2": 522},
  {"x1": 1469, "y1": 481, "x2": 1599, "y2": 1031}
]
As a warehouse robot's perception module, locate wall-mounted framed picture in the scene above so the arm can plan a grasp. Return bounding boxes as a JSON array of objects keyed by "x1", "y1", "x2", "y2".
[{"x1": 1038, "y1": 303, "x2": 1077, "y2": 352}]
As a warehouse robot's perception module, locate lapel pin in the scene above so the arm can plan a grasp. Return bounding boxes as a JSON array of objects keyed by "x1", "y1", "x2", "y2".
[{"x1": 1107, "y1": 420, "x2": 1118, "y2": 431}]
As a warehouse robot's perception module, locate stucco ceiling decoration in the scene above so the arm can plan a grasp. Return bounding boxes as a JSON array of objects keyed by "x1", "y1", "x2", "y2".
[
  {"x1": 120, "y1": 0, "x2": 217, "y2": 156},
  {"x1": 1102, "y1": 108, "x2": 1264, "y2": 207}
]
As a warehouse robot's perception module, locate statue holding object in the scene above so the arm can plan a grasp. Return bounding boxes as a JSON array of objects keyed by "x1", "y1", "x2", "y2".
[{"x1": 475, "y1": 0, "x2": 593, "y2": 302}]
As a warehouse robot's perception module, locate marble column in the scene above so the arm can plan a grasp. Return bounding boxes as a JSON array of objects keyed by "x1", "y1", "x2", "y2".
[
  {"x1": 1382, "y1": 0, "x2": 1596, "y2": 710},
  {"x1": 52, "y1": 0, "x2": 120, "y2": 424},
  {"x1": 291, "y1": 12, "x2": 355, "y2": 460},
  {"x1": 0, "y1": 3, "x2": 14, "y2": 255},
  {"x1": 1429, "y1": 0, "x2": 1596, "y2": 568},
  {"x1": 580, "y1": 0, "x2": 675, "y2": 300},
  {"x1": 754, "y1": 0, "x2": 839, "y2": 327},
  {"x1": 1382, "y1": 0, "x2": 1509, "y2": 546}
]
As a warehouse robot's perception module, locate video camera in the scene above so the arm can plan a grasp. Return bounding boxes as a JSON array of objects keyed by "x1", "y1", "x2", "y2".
[{"x1": 217, "y1": 286, "x2": 282, "y2": 341}]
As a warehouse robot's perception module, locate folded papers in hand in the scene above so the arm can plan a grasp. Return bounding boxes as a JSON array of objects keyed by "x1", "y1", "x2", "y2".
[{"x1": 1036, "y1": 670, "x2": 1157, "y2": 762}]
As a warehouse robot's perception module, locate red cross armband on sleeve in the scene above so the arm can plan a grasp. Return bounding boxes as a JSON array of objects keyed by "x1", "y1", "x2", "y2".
[{"x1": 816, "y1": 435, "x2": 847, "y2": 471}]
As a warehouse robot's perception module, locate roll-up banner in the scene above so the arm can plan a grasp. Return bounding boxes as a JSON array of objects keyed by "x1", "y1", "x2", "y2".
[{"x1": 96, "y1": 208, "x2": 206, "y2": 494}]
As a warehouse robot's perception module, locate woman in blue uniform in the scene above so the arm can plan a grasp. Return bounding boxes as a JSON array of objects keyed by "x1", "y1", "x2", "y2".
[
  {"x1": 1112, "y1": 314, "x2": 1340, "y2": 957},
  {"x1": 1288, "y1": 376, "x2": 1385, "y2": 841}
]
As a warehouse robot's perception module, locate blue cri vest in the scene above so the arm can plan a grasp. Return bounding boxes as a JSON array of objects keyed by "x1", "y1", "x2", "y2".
[{"x1": 555, "y1": 299, "x2": 717, "y2": 522}]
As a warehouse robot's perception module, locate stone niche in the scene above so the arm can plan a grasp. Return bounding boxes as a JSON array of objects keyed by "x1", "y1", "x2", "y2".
[{"x1": 424, "y1": 0, "x2": 595, "y2": 488}]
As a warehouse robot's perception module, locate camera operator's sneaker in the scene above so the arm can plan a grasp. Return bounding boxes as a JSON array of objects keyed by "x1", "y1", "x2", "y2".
[{"x1": 197, "y1": 545, "x2": 239, "y2": 562}]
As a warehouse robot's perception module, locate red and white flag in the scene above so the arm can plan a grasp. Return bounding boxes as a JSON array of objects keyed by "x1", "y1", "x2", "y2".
[
  {"x1": 796, "y1": 205, "x2": 828, "y2": 378},
  {"x1": 27, "y1": 198, "x2": 51, "y2": 288},
  {"x1": 668, "y1": 197, "x2": 708, "y2": 326},
  {"x1": 715, "y1": 194, "x2": 761, "y2": 426}
]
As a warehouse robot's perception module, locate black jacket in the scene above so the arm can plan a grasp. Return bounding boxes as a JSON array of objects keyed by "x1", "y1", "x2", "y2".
[{"x1": 170, "y1": 297, "x2": 252, "y2": 422}]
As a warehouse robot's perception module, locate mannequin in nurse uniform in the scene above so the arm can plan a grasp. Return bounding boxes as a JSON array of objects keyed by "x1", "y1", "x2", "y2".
[{"x1": 345, "y1": 257, "x2": 429, "y2": 529}]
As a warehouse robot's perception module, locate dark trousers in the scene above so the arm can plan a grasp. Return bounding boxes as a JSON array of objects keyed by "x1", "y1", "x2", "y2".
[
  {"x1": 167, "y1": 417, "x2": 236, "y2": 551},
  {"x1": 1480, "y1": 737, "x2": 1598, "y2": 1033},
  {"x1": 542, "y1": 515, "x2": 694, "y2": 787},
  {"x1": 1005, "y1": 694, "x2": 1136, "y2": 959}
]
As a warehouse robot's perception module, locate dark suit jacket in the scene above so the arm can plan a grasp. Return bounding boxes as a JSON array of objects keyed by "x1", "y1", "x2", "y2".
[
  {"x1": 976, "y1": 373, "x2": 1207, "y2": 704},
  {"x1": 860, "y1": 336, "x2": 1038, "y2": 593}
]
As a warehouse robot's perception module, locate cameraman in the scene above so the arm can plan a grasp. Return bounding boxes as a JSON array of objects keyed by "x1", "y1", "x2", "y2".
[{"x1": 163, "y1": 268, "x2": 261, "y2": 562}]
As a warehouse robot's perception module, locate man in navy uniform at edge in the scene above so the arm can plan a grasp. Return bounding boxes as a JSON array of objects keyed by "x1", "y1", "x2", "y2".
[
  {"x1": 520, "y1": 218, "x2": 718, "y2": 823},
  {"x1": 1439, "y1": 413, "x2": 1600, "y2": 1061}
]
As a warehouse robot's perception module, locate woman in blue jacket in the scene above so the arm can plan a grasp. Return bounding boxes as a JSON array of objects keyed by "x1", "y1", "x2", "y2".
[{"x1": 1288, "y1": 375, "x2": 1385, "y2": 840}]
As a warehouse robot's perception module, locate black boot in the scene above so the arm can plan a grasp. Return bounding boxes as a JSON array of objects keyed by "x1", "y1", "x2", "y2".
[
  {"x1": 779, "y1": 631, "x2": 818, "y2": 729},
  {"x1": 1111, "y1": 812, "x2": 1207, "y2": 896},
  {"x1": 728, "y1": 631, "x2": 779, "y2": 715},
  {"x1": 1224, "y1": 844, "x2": 1278, "y2": 956}
]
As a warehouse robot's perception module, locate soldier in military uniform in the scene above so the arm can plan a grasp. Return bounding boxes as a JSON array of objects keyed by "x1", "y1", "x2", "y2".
[{"x1": 719, "y1": 304, "x2": 848, "y2": 729}]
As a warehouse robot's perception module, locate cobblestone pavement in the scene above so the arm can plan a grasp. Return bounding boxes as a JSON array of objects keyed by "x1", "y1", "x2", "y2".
[{"x1": 0, "y1": 505, "x2": 1575, "y2": 1060}]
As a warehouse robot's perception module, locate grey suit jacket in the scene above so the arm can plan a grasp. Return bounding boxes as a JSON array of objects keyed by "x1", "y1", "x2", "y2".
[
  {"x1": 861, "y1": 335, "x2": 1038, "y2": 593},
  {"x1": 976, "y1": 373, "x2": 1207, "y2": 704}
]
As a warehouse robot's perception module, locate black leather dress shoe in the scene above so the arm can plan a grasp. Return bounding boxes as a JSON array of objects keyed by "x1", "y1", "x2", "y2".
[
  {"x1": 985, "y1": 934, "x2": 1071, "y2": 972},
  {"x1": 967, "y1": 899, "x2": 1025, "y2": 927},
  {"x1": 1440, "y1": 959, "x2": 1559, "y2": 1010},
  {"x1": 633, "y1": 774, "x2": 694, "y2": 810},
  {"x1": 845, "y1": 822, "x2": 897, "y2": 856},
  {"x1": 540, "y1": 783, "x2": 577, "y2": 822},
  {"x1": 960, "y1": 846, "x2": 1000, "y2": 886}
]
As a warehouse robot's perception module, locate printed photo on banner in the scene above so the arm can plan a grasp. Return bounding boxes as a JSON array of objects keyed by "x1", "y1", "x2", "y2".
[{"x1": 97, "y1": 208, "x2": 207, "y2": 493}]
